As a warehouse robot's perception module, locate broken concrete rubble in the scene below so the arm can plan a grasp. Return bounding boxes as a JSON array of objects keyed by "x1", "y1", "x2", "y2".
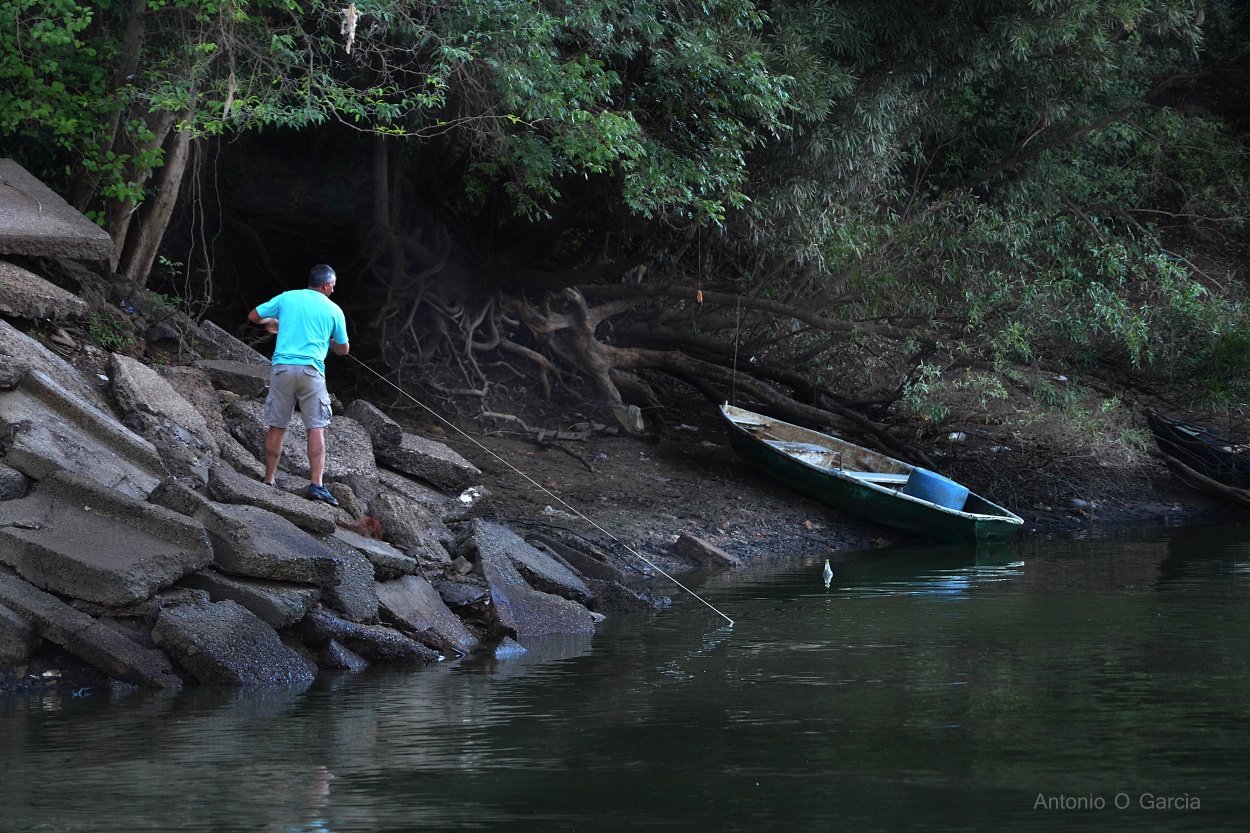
[
  {"x1": 375, "y1": 430, "x2": 482, "y2": 492},
  {"x1": 0, "y1": 567, "x2": 182, "y2": 688},
  {"x1": 195, "y1": 502, "x2": 343, "y2": 586},
  {"x1": 376, "y1": 574, "x2": 479, "y2": 655},
  {"x1": 0, "y1": 248, "x2": 695, "y2": 691},
  {"x1": 176, "y1": 569, "x2": 321, "y2": 629},
  {"x1": 0, "y1": 470, "x2": 212, "y2": 605}
]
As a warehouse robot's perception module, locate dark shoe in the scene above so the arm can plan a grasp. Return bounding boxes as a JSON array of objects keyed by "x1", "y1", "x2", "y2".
[
  {"x1": 307, "y1": 483, "x2": 339, "y2": 506},
  {"x1": 261, "y1": 481, "x2": 277, "y2": 489}
]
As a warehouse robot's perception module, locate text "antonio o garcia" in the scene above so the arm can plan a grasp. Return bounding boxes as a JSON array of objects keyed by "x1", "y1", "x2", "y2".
[{"x1": 1034, "y1": 793, "x2": 1200, "y2": 811}]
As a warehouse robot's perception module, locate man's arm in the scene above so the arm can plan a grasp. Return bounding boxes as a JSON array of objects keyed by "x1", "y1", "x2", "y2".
[
  {"x1": 330, "y1": 340, "x2": 349, "y2": 357},
  {"x1": 248, "y1": 308, "x2": 279, "y2": 335}
]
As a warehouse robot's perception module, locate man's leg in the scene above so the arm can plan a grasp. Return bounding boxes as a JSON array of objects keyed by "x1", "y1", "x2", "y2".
[
  {"x1": 263, "y1": 426, "x2": 286, "y2": 485},
  {"x1": 307, "y1": 426, "x2": 326, "y2": 488}
]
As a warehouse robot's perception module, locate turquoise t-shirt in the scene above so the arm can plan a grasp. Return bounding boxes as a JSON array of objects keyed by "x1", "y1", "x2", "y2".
[{"x1": 254, "y1": 289, "x2": 348, "y2": 375}]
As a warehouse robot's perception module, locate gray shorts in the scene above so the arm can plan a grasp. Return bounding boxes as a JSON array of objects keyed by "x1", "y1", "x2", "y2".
[{"x1": 265, "y1": 364, "x2": 332, "y2": 429}]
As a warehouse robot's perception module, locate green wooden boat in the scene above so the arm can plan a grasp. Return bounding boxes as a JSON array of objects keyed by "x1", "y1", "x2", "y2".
[{"x1": 720, "y1": 403, "x2": 1023, "y2": 544}]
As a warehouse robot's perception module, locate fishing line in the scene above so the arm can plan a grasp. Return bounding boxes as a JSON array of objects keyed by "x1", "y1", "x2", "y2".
[{"x1": 346, "y1": 354, "x2": 735, "y2": 627}]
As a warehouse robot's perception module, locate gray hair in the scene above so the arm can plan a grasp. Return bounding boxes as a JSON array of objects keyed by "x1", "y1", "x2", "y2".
[{"x1": 308, "y1": 264, "x2": 337, "y2": 288}]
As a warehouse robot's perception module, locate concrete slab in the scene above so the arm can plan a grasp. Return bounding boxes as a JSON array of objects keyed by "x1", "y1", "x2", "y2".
[
  {"x1": 300, "y1": 607, "x2": 440, "y2": 664},
  {"x1": 0, "y1": 159, "x2": 114, "y2": 259},
  {"x1": 176, "y1": 569, "x2": 321, "y2": 629},
  {"x1": 474, "y1": 520, "x2": 592, "y2": 604},
  {"x1": 375, "y1": 467, "x2": 452, "y2": 511},
  {"x1": 0, "y1": 462, "x2": 31, "y2": 501},
  {"x1": 151, "y1": 597, "x2": 315, "y2": 687},
  {"x1": 367, "y1": 491, "x2": 452, "y2": 568},
  {"x1": 376, "y1": 575, "x2": 479, "y2": 654},
  {"x1": 110, "y1": 354, "x2": 218, "y2": 453},
  {"x1": 225, "y1": 400, "x2": 379, "y2": 491},
  {"x1": 473, "y1": 521, "x2": 596, "y2": 638},
  {"x1": 0, "y1": 600, "x2": 41, "y2": 663},
  {"x1": 317, "y1": 536, "x2": 380, "y2": 623},
  {"x1": 330, "y1": 525, "x2": 420, "y2": 579},
  {"x1": 345, "y1": 399, "x2": 402, "y2": 450},
  {"x1": 196, "y1": 502, "x2": 343, "y2": 587},
  {"x1": 194, "y1": 319, "x2": 271, "y2": 367},
  {"x1": 0, "y1": 259, "x2": 91, "y2": 322},
  {"x1": 197, "y1": 359, "x2": 270, "y2": 397},
  {"x1": 0, "y1": 470, "x2": 213, "y2": 605},
  {"x1": 317, "y1": 639, "x2": 368, "y2": 672},
  {"x1": 0, "y1": 567, "x2": 182, "y2": 688},
  {"x1": 207, "y1": 464, "x2": 338, "y2": 534},
  {"x1": 376, "y1": 431, "x2": 482, "y2": 492},
  {"x1": 0, "y1": 369, "x2": 165, "y2": 499},
  {"x1": 526, "y1": 532, "x2": 626, "y2": 583},
  {"x1": 673, "y1": 533, "x2": 743, "y2": 568},
  {"x1": 0, "y1": 316, "x2": 111, "y2": 411}
]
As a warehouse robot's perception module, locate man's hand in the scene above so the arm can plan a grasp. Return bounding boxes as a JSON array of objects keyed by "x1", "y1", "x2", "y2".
[{"x1": 248, "y1": 308, "x2": 279, "y2": 335}]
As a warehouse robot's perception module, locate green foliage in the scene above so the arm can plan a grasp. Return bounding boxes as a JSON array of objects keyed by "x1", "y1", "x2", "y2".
[
  {"x1": 87, "y1": 311, "x2": 134, "y2": 351},
  {"x1": 1, "y1": 0, "x2": 792, "y2": 230},
  {"x1": 719, "y1": 0, "x2": 1250, "y2": 421}
]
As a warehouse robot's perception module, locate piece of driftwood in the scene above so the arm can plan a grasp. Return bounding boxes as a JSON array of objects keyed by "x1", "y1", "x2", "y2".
[{"x1": 1150, "y1": 448, "x2": 1250, "y2": 508}]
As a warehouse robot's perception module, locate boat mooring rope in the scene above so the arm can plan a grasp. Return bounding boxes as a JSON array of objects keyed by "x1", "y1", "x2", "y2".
[{"x1": 346, "y1": 354, "x2": 735, "y2": 627}]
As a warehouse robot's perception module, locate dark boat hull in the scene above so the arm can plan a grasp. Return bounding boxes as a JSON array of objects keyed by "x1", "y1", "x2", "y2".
[{"x1": 1146, "y1": 411, "x2": 1250, "y2": 490}]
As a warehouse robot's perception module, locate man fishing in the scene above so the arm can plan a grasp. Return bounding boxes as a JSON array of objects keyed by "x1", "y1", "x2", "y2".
[{"x1": 248, "y1": 263, "x2": 349, "y2": 506}]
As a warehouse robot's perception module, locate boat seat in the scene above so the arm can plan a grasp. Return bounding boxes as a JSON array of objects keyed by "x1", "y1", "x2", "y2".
[
  {"x1": 764, "y1": 440, "x2": 840, "y2": 468},
  {"x1": 841, "y1": 471, "x2": 910, "y2": 485},
  {"x1": 764, "y1": 440, "x2": 830, "y2": 454}
]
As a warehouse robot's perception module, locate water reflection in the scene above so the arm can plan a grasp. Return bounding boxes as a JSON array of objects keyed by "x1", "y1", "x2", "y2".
[{"x1": 2, "y1": 525, "x2": 1249, "y2": 832}]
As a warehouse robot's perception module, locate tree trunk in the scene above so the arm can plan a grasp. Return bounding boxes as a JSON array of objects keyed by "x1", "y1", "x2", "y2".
[
  {"x1": 107, "y1": 109, "x2": 178, "y2": 272},
  {"x1": 116, "y1": 123, "x2": 192, "y2": 285}
]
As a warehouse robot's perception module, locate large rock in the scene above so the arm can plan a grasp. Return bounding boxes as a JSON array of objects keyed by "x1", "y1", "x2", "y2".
[
  {"x1": 195, "y1": 502, "x2": 343, "y2": 586},
  {"x1": 475, "y1": 521, "x2": 592, "y2": 604},
  {"x1": 0, "y1": 369, "x2": 165, "y2": 499},
  {"x1": 330, "y1": 526, "x2": 420, "y2": 579},
  {"x1": 0, "y1": 159, "x2": 114, "y2": 259},
  {"x1": 367, "y1": 492, "x2": 451, "y2": 568},
  {"x1": 0, "y1": 470, "x2": 213, "y2": 605},
  {"x1": 196, "y1": 359, "x2": 270, "y2": 398},
  {"x1": 0, "y1": 462, "x2": 30, "y2": 501},
  {"x1": 0, "y1": 317, "x2": 110, "y2": 411},
  {"x1": 317, "y1": 536, "x2": 380, "y2": 624},
  {"x1": 376, "y1": 575, "x2": 479, "y2": 654},
  {"x1": 0, "y1": 600, "x2": 40, "y2": 663},
  {"x1": 526, "y1": 533, "x2": 626, "y2": 583},
  {"x1": 672, "y1": 533, "x2": 743, "y2": 569},
  {"x1": 375, "y1": 432, "x2": 481, "y2": 492},
  {"x1": 194, "y1": 319, "x2": 271, "y2": 367},
  {"x1": 375, "y1": 467, "x2": 451, "y2": 511},
  {"x1": 207, "y1": 464, "x2": 338, "y2": 534},
  {"x1": 110, "y1": 354, "x2": 219, "y2": 453},
  {"x1": 151, "y1": 597, "x2": 315, "y2": 687},
  {"x1": 345, "y1": 399, "x2": 403, "y2": 450},
  {"x1": 472, "y1": 520, "x2": 596, "y2": 638},
  {"x1": 0, "y1": 567, "x2": 182, "y2": 688},
  {"x1": 0, "y1": 259, "x2": 91, "y2": 322},
  {"x1": 176, "y1": 569, "x2": 321, "y2": 629},
  {"x1": 300, "y1": 607, "x2": 441, "y2": 664},
  {"x1": 156, "y1": 365, "x2": 266, "y2": 479}
]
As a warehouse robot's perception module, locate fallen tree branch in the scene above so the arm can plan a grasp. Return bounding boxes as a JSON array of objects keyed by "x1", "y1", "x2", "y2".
[{"x1": 1148, "y1": 448, "x2": 1250, "y2": 508}]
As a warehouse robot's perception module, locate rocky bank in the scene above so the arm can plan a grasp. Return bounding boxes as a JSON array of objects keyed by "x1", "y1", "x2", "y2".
[{"x1": 0, "y1": 257, "x2": 687, "y2": 692}]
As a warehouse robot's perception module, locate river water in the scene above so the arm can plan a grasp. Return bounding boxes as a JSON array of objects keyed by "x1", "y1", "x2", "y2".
[{"x1": 2, "y1": 523, "x2": 1248, "y2": 832}]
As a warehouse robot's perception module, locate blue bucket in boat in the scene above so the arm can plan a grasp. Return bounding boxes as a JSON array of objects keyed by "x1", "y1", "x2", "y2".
[{"x1": 901, "y1": 467, "x2": 969, "y2": 511}]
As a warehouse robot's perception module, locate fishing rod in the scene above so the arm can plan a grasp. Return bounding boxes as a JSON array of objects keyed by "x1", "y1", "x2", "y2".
[{"x1": 346, "y1": 354, "x2": 735, "y2": 627}]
